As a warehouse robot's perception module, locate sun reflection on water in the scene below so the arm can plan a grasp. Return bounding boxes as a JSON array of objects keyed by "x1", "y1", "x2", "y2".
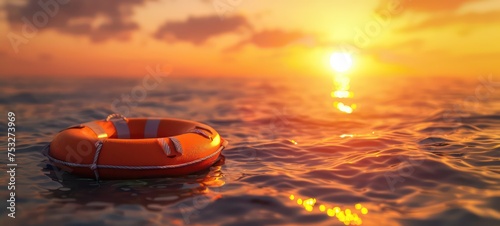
[
  {"x1": 329, "y1": 51, "x2": 357, "y2": 113},
  {"x1": 289, "y1": 194, "x2": 367, "y2": 225},
  {"x1": 333, "y1": 74, "x2": 357, "y2": 114}
]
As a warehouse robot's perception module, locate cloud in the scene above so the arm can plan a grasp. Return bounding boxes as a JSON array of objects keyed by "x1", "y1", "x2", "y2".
[
  {"x1": 400, "y1": 11, "x2": 500, "y2": 32},
  {"x1": 375, "y1": 0, "x2": 500, "y2": 33},
  {"x1": 377, "y1": 0, "x2": 484, "y2": 13},
  {"x1": 154, "y1": 15, "x2": 251, "y2": 44},
  {"x1": 5, "y1": 0, "x2": 149, "y2": 42},
  {"x1": 408, "y1": 0, "x2": 484, "y2": 12},
  {"x1": 227, "y1": 29, "x2": 308, "y2": 51}
]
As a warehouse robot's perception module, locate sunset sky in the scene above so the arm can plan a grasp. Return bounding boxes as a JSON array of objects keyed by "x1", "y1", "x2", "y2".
[{"x1": 0, "y1": 0, "x2": 498, "y2": 78}]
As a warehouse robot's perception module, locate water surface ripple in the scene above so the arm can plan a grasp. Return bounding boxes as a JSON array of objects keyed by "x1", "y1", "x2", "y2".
[{"x1": 0, "y1": 76, "x2": 499, "y2": 226}]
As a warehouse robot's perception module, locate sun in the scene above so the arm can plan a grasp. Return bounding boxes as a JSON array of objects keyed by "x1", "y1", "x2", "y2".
[{"x1": 330, "y1": 52, "x2": 353, "y2": 73}]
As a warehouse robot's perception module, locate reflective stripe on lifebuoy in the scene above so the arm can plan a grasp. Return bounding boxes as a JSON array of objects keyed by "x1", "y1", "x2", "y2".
[
  {"x1": 111, "y1": 120, "x2": 130, "y2": 139},
  {"x1": 144, "y1": 119, "x2": 161, "y2": 138},
  {"x1": 82, "y1": 121, "x2": 108, "y2": 139}
]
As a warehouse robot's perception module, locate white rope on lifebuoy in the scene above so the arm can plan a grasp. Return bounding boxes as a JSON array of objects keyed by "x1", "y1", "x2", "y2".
[
  {"x1": 90, "y1": 141, "x2": 104, "y2": 180},
  {"x1": 159, "y1": 138, "x2": 172, "y2": 156},
  {"x1": 105, "y1": 113, "x2": 128, "y2": 122},
  {"x1": 170, "y1": 137, "x2": 183, "y2": 155},
  {"x1": 188, "y1": 128, "x2": 212, "y2": 140}
]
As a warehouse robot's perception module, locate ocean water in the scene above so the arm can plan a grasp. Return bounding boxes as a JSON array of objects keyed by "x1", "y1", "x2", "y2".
[{"x1": 0, "y1": 75, "x2": 499, "y2": 226}]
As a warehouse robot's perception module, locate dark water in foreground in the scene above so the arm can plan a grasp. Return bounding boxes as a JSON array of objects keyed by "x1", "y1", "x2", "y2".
[{"x1": 0, "y1": 75, "x2": 500, "y2": 226}]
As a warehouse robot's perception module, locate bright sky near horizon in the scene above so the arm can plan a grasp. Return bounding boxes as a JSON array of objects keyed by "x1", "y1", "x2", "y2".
[{"x1": 0, "y1": 0, "x2": 499, "y2": 78}]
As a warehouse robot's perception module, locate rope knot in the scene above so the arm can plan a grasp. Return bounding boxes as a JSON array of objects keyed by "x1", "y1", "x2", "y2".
[{"x1": 90, "y1": 164, "x2": 97, "y2": 171}]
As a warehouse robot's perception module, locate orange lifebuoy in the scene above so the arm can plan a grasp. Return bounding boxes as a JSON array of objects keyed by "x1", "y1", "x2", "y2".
[{"x1": 43, "y1": 114, "x2": 228, "y2": 180}]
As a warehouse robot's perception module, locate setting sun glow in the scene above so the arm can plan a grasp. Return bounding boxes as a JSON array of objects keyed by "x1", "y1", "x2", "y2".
[
  {"x1": 330, "y1": 52, "x2": 356, "y2": 114},
  {"x1": 330, "y1": 52, "x2": 353, "y2": 73}
]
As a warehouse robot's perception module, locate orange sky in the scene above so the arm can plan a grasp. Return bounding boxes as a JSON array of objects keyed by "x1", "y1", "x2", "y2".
[{"x1": 0, "y1": 0, "x2": 499, "y2": 78}]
